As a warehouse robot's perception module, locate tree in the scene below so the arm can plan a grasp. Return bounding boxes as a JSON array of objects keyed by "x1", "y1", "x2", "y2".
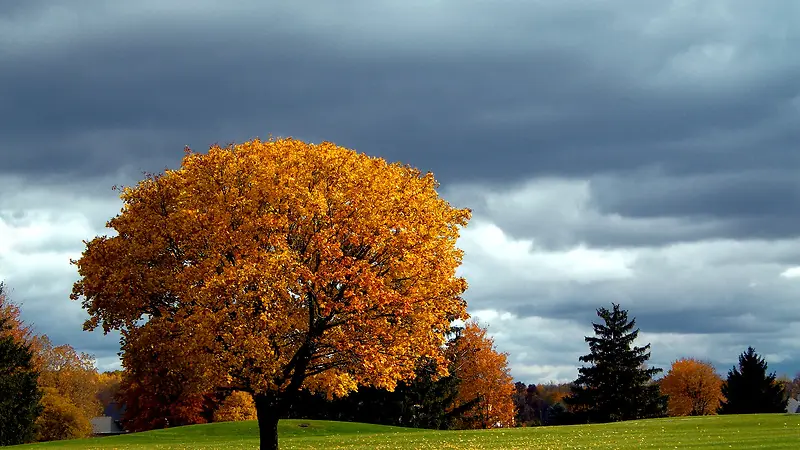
[
  {"x1": 117, "y1": 362, "x2": 220, "y2": 431},
  {"x1": 37, "y1": 336, "x2": 103, "y2": 423},
  {"x1": 390, "y1": 359, "x2": 473, "y2": 429},
  {"x1": 564, "y1": 303, "x2": 666, "y2": 422},
  {"x1": 537, "y1": 382, "x2": 571, "y2": 408},
  {"x1": 71, "y1": 138, "x2": 471, "y2": 450},
  {"x1": 719, "y1": 347, "x2": 786, "y2": 414},
  {"x1": 36, "y1": 387, "x2": 93, "y2": 442},
  {"x1": 512, "y1": 383, "x2": 544, "y2": 426},
  {"x1": 0, "y1": 282, "x2": 39, "y2": 349},
  {"x1": 96, "y1": 370, "x2": 123, "y2": 412},
  {"x1": 660, "y1": 358, "x2": 723, "y2": 416},
  {"x1": 214, "y1": 391, "x2": 257, "y2": 422},
  {"x1": 447, "y1": 322, "x2": 515, "y2": 429},
  {"x1": 512, "y1": 382, "x2": 574, "y2": 426},
  {"x1": 0, "y1": 315, "x2": 43, "y2": 445},
  {"x1": 116, "y1": 336, "x2": 215, "y2": 431},
  {"x1": 779, "y1": 372, "x2": 800, "y2": 401}
]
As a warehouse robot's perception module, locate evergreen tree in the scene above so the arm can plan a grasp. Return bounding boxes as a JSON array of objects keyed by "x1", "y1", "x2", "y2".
[
  {"x1": 564, "y1": 303, "x2": 666, "y2": 422},
  {"x1": 0, "y1": 316, "x2": 43, "y2": 445},
  {"x1": 718, "y1": 347, "x2": 786, "y2": 414}
]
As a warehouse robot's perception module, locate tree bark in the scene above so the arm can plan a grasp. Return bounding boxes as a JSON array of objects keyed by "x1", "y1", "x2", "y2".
[{"x1": 255, "y1": 394, "x2": 281, "y2": 450}]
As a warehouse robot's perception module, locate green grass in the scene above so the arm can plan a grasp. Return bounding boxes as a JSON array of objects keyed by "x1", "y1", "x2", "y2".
[{"x1": 13, "y1": 414, "x2": 800, "y2": 449}]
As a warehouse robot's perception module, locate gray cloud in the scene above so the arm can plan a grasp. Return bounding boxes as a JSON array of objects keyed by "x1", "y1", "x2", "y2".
[{"x1": 3, "y1": 1, "x2": 799, "y2": 183}]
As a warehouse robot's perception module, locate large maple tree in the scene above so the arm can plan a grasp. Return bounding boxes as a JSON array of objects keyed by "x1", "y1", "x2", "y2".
[{"x1": 71, "y1": 138, "x2": 471, "y2": 449}]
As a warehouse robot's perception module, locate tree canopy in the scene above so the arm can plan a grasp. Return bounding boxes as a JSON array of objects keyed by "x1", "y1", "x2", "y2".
[
  {"x1": 0, "y1": 314, "x2": 43, "y2": 445},
  {"x1": 0, "y1": 282, "x2": 37, "y2": 348},
  {"x1": 564, "y1": 303, "x2": 666, "y2": 422},
  {"x1": 660, "y1": 358, "x2": 723, "y2": 416},
  {"x1": 37, "y1": 336, "x2": 103, "y2": 425},
  {"x1": 446, "y1": 322, "x2": 515, "y2": 429},
  {"x1": 71, "y1": 138, "x2": 471, "y2": 450},
  {"x1": 719, "y1": 347, "x2": 786, "y2": 414}
]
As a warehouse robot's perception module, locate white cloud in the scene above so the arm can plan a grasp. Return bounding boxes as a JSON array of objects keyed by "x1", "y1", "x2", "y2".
[
  {"x1": 449, "y1": 176, "x2": 800, "y2": 381},
  {"x1": 459, "y1": 220, "x2": 636, "y2": 284},
  {"x1": 780, "y1": 266, "x2": 800, "y2": 278},
  {"x1": 0, "y1": 176, "x2": 122, "y2": 365}
]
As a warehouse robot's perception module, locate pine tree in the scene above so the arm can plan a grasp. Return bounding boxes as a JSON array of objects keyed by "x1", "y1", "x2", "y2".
[
  {"x1": 564, "y1": 303, "x2": 666, "y2": 422},
  {"x1": 718, "y1": 347, "x2": 786, "y2": 414},
  {"x1": 0, "y1": 316, "x2": 44, "y2": 445}
]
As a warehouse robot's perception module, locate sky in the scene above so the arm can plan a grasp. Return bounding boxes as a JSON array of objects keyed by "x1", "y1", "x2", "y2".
[{"x1": 2, "y1": 0, "x2": 800, "y2": 383}]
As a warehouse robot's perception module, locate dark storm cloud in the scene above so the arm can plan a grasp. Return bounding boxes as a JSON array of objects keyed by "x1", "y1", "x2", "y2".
[
  {"x1": 590, "y1": 171, "x2": 800, "y2": 241},
  {"x1": 2, "y1": 0, "x2": 799, "y2": 188},
  {"x1": 592, "y1": 171, "x2": 800, "y2": 220}
]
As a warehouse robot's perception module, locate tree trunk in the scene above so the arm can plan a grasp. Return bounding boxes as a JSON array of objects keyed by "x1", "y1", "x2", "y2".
[{"x1": 255, "y1": 394, "x2": 281, "y2": 450}]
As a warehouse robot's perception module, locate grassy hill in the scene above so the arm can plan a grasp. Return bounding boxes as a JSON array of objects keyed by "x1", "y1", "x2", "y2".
[{"x1": 13, "y1": 414, "x2": 800, "y2": 449}]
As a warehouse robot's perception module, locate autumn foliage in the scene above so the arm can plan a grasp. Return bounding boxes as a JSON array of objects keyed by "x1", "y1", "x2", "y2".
[
  {"x1": 2, "y1": 283, "x2": 111, "y2": 442},
  {"x1": 0, "y1": 282, "x2": 38, "y2": 349},
  {"x1": 214, "y1": 391, "x2": 257, "y2": 422},
  {"x1": 36, "y1": 387, "x2": 93, "y2": 442},
  {"x1": 37, "y1": 336, "x2": 103, "y2": 422},
  {"x1": 117, "y1": 362, "x2": 219, "y2": 431},
  {"x1": 71, "y1": 138, "x2": 471, "y2": 449},
  {"x1": 96, "y1": 370, "x2": 123, "y2": 412},
  {"x1": 660, "y1": 358, "x2": 723, "y2": 416},
  {"x1": 447, "y1": 322, "x2": 515, "y2": 429}
]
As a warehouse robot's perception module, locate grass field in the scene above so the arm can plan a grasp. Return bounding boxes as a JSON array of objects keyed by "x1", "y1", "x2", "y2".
[{"x1": 13, "y1": 414, "x2": 800, "y2": 449}]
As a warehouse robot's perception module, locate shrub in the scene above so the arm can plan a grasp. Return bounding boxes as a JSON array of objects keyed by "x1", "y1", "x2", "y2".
[{"x1": 213, "y1": 391, "x2": 257, "y2": 422}]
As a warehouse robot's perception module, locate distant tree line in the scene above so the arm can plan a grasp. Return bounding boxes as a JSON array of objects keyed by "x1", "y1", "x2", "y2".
[
  {"x1": 508, "y1": 304, "x2": 789, "y2": 426},
  {"x1": 2, "y1": 278, "x2": 794, "y2": 446}
]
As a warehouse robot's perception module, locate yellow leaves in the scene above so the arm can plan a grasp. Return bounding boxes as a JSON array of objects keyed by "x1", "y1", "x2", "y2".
[
  {"x1": 37, "y1": 336, "x2": 104, "y2": 422},
  {"x1": 213, "y1": 391, "x2": 257, "y2": 422},
  {"x1": 305, "y1": 370, "x2": 360, "y2": 399},
  {"x1": 36, "y1": 387, "x2": 94, "y2": 442}
]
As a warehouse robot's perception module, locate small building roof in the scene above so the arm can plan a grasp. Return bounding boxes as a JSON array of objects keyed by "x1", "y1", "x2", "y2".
[{"x1": 91, "y1": 416, "x2": 126, "y2": 435}]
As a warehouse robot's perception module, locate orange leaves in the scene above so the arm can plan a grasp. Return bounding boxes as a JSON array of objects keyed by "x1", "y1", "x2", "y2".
[
  {"x1": 447, "y1": 322, "x2": 516, "y2": 429},
  {"x1": 661, "y1": 358, "x2": 723, "y2": 416},
  {"x1": 72, "y1": 137, "x2": 470, "y2": 408},
  {"x1": 0, "y1": 283, "x2": 36, "y2": 346}
]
